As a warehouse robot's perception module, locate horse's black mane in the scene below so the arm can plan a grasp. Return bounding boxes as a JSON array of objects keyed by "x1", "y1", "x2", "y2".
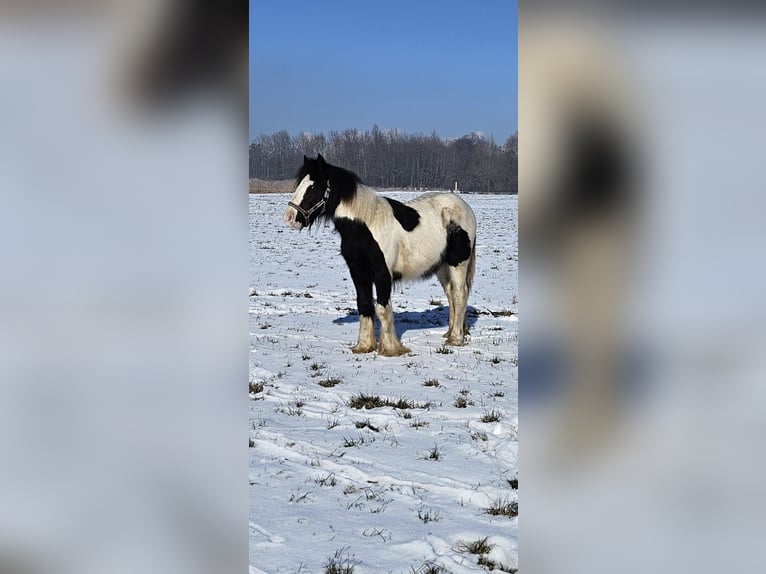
[
  {"x1": 294, "y1": 163, "x2": 312, "y2": 186},
  {"x1": 327, "y1": 164, "x2": 363, "y2": 203},
  {"x1": 295, "y1": 157, "x2": 362, "y2": 206}
]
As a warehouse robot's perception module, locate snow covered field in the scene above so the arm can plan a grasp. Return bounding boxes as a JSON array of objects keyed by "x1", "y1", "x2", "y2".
[{"x1": 249, "y1": 192, "x2": 518, "y2": 573}]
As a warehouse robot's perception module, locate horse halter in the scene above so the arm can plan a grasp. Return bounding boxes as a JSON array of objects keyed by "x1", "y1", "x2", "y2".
[{"x1": 288, "y1": 181, "x2": 331, "y2": 224}]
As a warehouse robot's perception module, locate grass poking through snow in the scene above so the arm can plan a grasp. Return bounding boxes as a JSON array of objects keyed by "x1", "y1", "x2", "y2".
[
  {"x1": 417, "y1": 506, "x2": 441, "y2": 523},
  {"x1": 354, "y1": 419, "x2": 380, "y2": 432},
  {"x1": 425, "y1": 444, "x2": 442, "y2": 461},
  {"x1": 314, "y1": 473, "x2": 338, "y2": 487},
  {"x1": 319, "y1": 377, "x2": 342, "y2": 388},
  {"x1": 456, "y1": 536, "x2": 493, "y2": 555},
  {"x1": 485, "y1": 497, "x2": 518, "y2": 518},
  {"x1": 410, "y1": 563, "x2": 445, "y2": 574},
  {"x1": 348, "y1": 393, "x2": 431, "y2": 411},
  {"x1": 249, "y1": 381, "x2": 264, "y2": 394},
  {"x1": 454, "y1": 396, "x2": 475, "y2": 408},
  {"x1": 323, "y1": 548, "x2": 358, "y2": 574},
  {"x1": 481, "y1": 408, "x2": 503, "y2": 423}
]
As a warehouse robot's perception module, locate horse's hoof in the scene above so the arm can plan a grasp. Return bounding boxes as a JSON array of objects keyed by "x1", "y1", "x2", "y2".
[
  {"x1": 445, "y1": 337, "x2": 466, "y2": 347},
  {"x1": 378, "y1": 344, "x2": 410, "y2": 357},
  {"x1": 351, "y1": 343, "x2": 376, "y2": 354}
]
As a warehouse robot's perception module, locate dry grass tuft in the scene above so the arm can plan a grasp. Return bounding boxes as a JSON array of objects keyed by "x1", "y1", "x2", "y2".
[{"x1": 485, "y1": 497, "x2": 518, "y2": 518}]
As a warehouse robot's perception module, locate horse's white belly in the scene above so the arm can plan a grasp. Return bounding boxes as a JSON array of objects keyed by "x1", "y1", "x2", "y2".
[{"x1": 386, "y1": 223, "x2": 446, "y2": 279}]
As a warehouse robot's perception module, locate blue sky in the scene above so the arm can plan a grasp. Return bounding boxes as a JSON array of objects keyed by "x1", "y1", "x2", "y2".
[{"x1": 249, "y1": 0, "x2": 518, "y2": 142}]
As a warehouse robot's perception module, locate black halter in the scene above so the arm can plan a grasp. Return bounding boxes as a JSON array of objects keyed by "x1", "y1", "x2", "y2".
[{"x1": 288, "y1": 181, "x2": 331, "y2": 224}]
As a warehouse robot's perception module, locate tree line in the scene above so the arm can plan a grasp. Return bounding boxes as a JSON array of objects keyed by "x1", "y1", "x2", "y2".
[{"x1": 249, "y1": 125, "x2": 518, "y2": 194}]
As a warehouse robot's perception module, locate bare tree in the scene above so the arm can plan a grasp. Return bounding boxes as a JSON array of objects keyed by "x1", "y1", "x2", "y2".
[{"x1": 249, "y1": 127, "x2": 518, "y2": 194}]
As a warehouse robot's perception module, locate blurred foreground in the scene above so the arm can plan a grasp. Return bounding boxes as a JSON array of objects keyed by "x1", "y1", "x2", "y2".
[
  {"x1": 521, "y1": 3, "x2": 766, "y2": 573},
  {"x1": 0, "y1": 2, "x2": 246, "y2": 573}
]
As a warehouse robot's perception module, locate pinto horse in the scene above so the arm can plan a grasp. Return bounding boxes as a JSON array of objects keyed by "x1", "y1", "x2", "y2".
[{"x1": 284, "y1": 154, "x2": 476, "y2": 356}]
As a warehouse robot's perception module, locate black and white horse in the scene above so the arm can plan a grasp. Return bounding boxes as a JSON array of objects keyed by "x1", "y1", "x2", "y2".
[{"x1": 284, "y1": 154, "x2": 477, "y2": 356}]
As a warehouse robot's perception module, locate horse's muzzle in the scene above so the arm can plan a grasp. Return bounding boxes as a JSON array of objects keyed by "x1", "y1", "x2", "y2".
[
  {"x1": 285, "y1": 200, "x2": 325, "y2": 229},
  {"x1": 283, "y1": 206, "x2": 305, "y2": 229}
]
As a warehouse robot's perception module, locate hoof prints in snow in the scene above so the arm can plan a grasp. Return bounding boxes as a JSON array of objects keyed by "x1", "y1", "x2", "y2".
[{"x1": 250, "y1": 192, "x2": 517, "y2": 573}]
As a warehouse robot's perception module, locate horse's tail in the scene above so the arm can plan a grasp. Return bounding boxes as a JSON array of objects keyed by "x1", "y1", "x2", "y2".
[{"x1": 466, "y1": 239, "x2": 477, "y2": 294}]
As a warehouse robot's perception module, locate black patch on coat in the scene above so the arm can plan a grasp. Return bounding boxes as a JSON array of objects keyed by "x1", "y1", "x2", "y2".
[
  {"x1": 412, "y1": 222, "x2": 474, "y2": 281},
  {"x1": 384, "y1": 197, "x2": 420, "y2": 231},
  {"x1": 334, "y1": 217, "x2": 393, "y2": 312},
  {"x1": 412, "y1": 223, "x2": 473, "y2": 280},
  {"x1": 445, "y1": 222, "x2": 472, "y2": 266}
]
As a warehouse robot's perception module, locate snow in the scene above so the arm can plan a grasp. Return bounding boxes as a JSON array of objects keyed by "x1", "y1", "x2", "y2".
[{"x1": 249, "y1": 192, "x2": 518, "y2": 573}]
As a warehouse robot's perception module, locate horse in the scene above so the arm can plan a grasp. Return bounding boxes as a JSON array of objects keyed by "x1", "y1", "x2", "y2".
[{"x1": 284, "y1": 154, "x2": 477, "y2": 357}]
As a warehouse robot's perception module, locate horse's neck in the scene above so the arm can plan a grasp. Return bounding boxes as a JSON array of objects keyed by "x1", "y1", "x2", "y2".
[{"x1": 334, "y1": 184, "x2": 380, "y2": 222}]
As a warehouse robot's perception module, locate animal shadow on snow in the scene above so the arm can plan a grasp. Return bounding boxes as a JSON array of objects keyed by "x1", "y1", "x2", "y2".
[{"x1": 332, "y1": 305, "x2": 480, "y2": 340}]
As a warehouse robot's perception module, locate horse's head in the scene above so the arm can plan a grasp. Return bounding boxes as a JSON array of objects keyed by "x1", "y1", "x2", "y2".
[{"x1": 284, "y1": 154, "x2": 331, "y2": 229}]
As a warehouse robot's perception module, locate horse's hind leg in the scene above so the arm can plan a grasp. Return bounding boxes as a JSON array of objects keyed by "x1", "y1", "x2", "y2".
[
  {"x1": 449, "y1": 279, "x2": 469, "y2": 346},
  {"x1": 438, "y1": 264, "x2": 470, "y2": 346},
  {"x1": 437, "y1": 266, "x2": 456, "y2": 340}
]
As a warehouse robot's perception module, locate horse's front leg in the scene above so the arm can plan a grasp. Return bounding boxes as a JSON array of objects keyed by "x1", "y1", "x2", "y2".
[
  {"x1": 374, "y1": 269, "x2": 410, "y2": 357},
  {"x1": 350, "y1": 270, "x2": 376, "y2": 353}
]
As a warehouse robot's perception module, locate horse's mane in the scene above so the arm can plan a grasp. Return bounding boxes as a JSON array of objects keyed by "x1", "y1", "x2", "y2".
[
  {"x1": 295, "y1": 158, "x2": 362, "y2": 205},
  {"x1": 294, "y1": 163, "x2": 312, "y2": 186},
  {"x1": 327, "y1": 164, "x2": 362, "y2": 203}
]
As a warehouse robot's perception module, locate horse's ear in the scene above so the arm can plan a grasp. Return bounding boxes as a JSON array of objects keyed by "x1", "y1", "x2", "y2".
[
  {"x1": 317, "y1": 153, "x2": 328, "y2": 174},
  {"x1": 303, "y1": 154, "x2": 310, "y2": 165}
]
